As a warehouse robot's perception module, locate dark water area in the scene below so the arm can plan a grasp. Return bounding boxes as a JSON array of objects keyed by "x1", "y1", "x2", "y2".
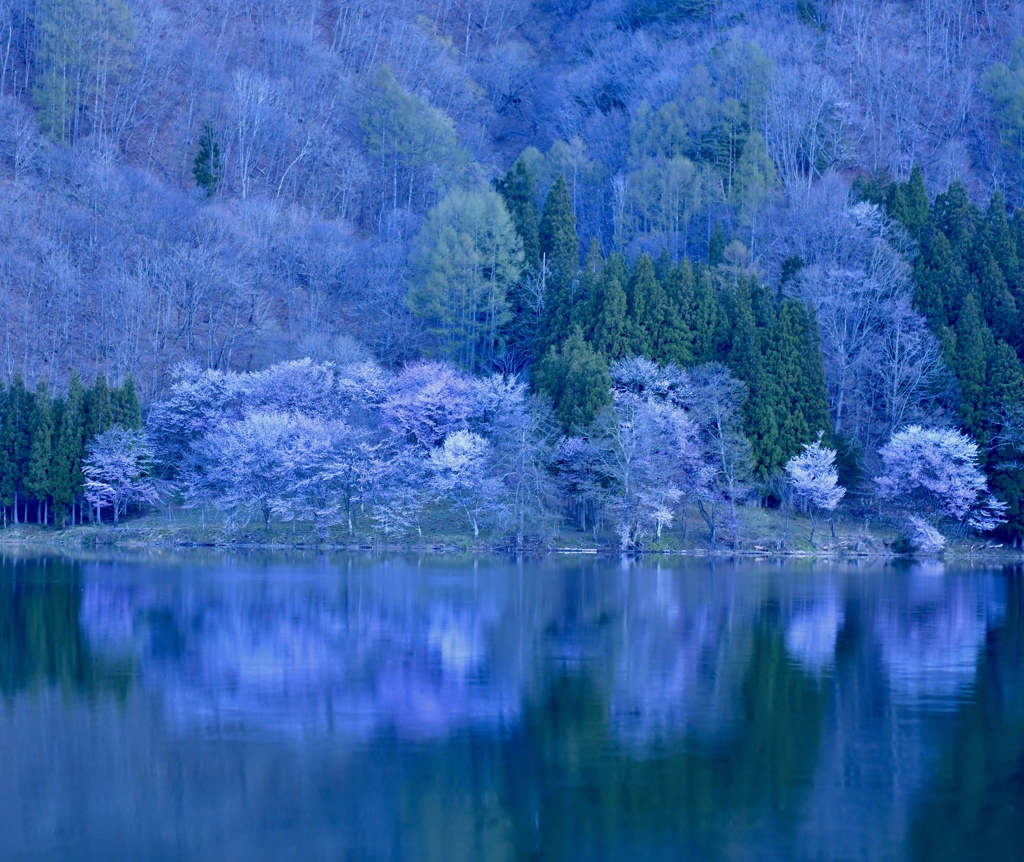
[{"x1": 0, "y1": 552, "x2": 1022, "y2": 862}]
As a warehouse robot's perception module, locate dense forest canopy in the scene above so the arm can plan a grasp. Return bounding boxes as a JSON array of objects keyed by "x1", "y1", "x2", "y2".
[{"x1": 0, "y1": 0, "x2": 1023, "y2": 542}]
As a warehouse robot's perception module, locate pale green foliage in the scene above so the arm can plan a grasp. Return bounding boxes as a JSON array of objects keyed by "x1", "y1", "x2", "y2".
[
  {"x1": 32, "y1": 0, "x2": 136, "y2": 143},
  {"x1": 982, "y1": 39, "x2": 1024, "y2": 173},
  {"x1": 361, "y1": 66, "x2": 468, "y2": 215},
  {"x1": 408, "y1": 188, "x2": 523, "y2": 373}
]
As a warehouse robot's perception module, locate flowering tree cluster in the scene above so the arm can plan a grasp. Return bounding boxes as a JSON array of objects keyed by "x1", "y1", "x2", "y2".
[{"x1": 140, "y1": 357, "x2": 1010, "y2": 549}]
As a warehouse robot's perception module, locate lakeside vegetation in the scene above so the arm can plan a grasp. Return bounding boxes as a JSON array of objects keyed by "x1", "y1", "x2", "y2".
[{"x1": 0, "y1": 2, "x2": 1023, "y2": 554}]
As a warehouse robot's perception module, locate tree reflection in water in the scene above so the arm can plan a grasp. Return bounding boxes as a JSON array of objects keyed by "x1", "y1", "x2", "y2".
[{"x1": 0, "y1": 553, "x2": 1019, "y2": 861}]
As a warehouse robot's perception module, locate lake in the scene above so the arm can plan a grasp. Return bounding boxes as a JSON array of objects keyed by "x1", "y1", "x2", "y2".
[{"x1": 0, "y1": 552, "x2": 1021, "y2": 861}]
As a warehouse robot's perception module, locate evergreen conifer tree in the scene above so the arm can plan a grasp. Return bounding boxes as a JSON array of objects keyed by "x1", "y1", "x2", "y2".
[
  {"x1": 932, "y1": 181, "x2": 979, "y2": 251},
  {"x1": 26, "y1": 380, "x2": 54, "y2": 525},
  {"x1": 572, "y1": 240, "x2": 604, "y2": 338},
  {"x1": 626, "y1": 254, "x2": 667, "y2": 357},
  {"x1": 973, "y1": 247, "x2": 1018, "y2": 343},
  {"x1": 496, "y1": 159, "x2": 541, "y2": 274},
  {"x1": 112, "y1": 375, "x2": 142, "y2": 429},
  {"x1": 193, "y1": 121, "x2": 223, "y2": 197},
  {"x1": 983, "y1": 190, "x2": 1018, "y2": 289},
  {"x1": 953, "y1": 294, "x2": 995, "y2": 439},
  {"x1": 725, "y1": 281, "x2": 780, "y2": 480},
  {"x1": 86, "y1": 373, "x2": 115, "y2": 441},
  {"x1": 914, "y1": 233, "x2": 951, "y2": 326},
  {"x1": 589, "y1": 255, "x2": 632, "y2": 360},
  {"x1": 537, "y1": 175, "x2": 579, "y2": 354},
  {"x1": 0, "y1": 376, "x2": 32, "y2": 524},
  {"x1": 535, "y1": 328, "x2": 612, "y2": 433},
  {"x1": 52, "y1": 373, "x2": 86, "y2": 527},
  {"x1": 690, "y1": 265, "x2": 718, "y2": 363},
  {"x1": 900, "y1": 164, "x2": 931, "y2": 241},
  {"x1": 655, "y1": 260, "x2": 694, "y2": 366}
]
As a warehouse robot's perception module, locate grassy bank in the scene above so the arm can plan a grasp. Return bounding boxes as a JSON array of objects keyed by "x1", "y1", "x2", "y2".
[{"x1": 0, "y1": 505, "x2": 1018, "y2": 560}]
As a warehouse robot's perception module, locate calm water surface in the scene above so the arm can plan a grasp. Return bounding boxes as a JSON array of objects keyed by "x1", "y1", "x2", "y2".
[{"x1": 1, "y1": 552, "x2": 1022, "y2": 861}]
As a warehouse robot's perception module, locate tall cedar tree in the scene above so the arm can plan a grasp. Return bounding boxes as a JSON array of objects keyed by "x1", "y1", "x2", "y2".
[
  {"x1": 25, "y1": 380, "x2": 54, "y2": 524},
  {"x1": 0, "y1": 376, "x2": 32, "y2": 523},
  {"x1": 112, "y1": 375, "x2": 142, "y2": 429},
  {"x1": 496, "y1": 160, "x2": 543, "y2": 361},
  {"x1": 953, "y1": 293, "x2": 994, "y2": 441},
  {"x1": 589, "y1": 254, "x2": 631, "y2": 360},
  {"x1": 537, "y1": 176, "x2": 579, "y2": 355},
  {"x1": 53, "y1": 373, "x2": 86, "y2": 527},
  {"x1": 535, "y1": 328, "x2": 612, "y2": 433},
  {"x1": 192, "y1": 121, "x2": 223, "y2": 197},
  {"x1": 86, "y1": 373, "x2": 115, "y2": 441},
  {"x1": 627, "y1": 254, "x2": 668, "y2": 357}
]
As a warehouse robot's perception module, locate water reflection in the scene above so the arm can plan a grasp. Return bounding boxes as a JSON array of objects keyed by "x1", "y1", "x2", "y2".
[{"x1": 0, "y1": 553, "x2": 1021, "y2": 862}]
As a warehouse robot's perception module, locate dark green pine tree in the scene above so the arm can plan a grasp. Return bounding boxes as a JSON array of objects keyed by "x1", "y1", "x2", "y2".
[
  {"x1": 932, "y1": 181, "x2": 979, "y2": 251},
  {"x1": 986, "y1": 341, "x2": 1024, "y2": 540},
  {"x1": 496, "y1": 159, "x2": 545, "y2": 362},
  {"x1": 537, "y1": 175, "x2": 580, "y2": 355},
  {"x1": 987, "y1": 340, "x2": 1024, "y2": 413},
  {"x1": 690, "y1": 264, "x2": 718, "y2": 363},
  {"x1": 725, "y1": 281, "x2": 780, "y2": 481},
  {"x1": 626, "y1": 254, "x2": 668, "y2": 358},
  {"x1": 914, "y1": 232, "x2": 951, "y2": 326},
  {"x1": 25, "y1": 380, "x2": 54, "y2": 525},
  {"x1": 768, "y1": 299, "x2": 832, "y2": 466},
  {"x1": 952, "y1": 294, "x2": 995, "y2": 440},
  {"x1": 193, "y1": 121, "x2": 223, "y2": 198},
  {"x1": 496, "y1": 158, "x2": 541, "y2": 274},
  {"x1": 572, "y1": 240, "x2": 604, "y2": 338},
  {"x1": 534, "y1": 327, "x2": 612, "y2": 433},
  {"x1": 900, "y1": 163, "x2": 931, "y2": 242},
  {"x1": 0, "y1": 376, "x2": 33, "y2": 524},
  {"x1": 655, "y1": 258, "x2": 695, "y2": 367},
  {"x1": 52, "y1": 373, "x2": 86, "y2": 528},
  {"x1": 973, "y1": 246, "x2": 1018, "y2": 344},
  {"x1": 112, "y1": 374, "x2": 142, "y2": 430},
  {"x1": 85, "y1": 372, "x2": 115, "y2": 442},
  {"x1": 983, "y1": 190, "x2": 1019, "y2": 289},
  {"x1": 589, "y1": 254, "x2": 632, "y2": 361}
]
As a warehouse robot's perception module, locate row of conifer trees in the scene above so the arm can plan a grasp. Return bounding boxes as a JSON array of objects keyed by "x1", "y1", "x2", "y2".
[
  {"x1": 0, "y1": 373, "x2": 141, "y2": 527},
  {"x1": 498, "y1": 166, "x2": 831, "y2": 485}
]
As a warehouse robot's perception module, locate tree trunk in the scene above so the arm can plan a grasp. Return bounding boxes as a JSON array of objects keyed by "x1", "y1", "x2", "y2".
[{"x1": 12, "y1": 493, "x2": 18, "y2": 525}]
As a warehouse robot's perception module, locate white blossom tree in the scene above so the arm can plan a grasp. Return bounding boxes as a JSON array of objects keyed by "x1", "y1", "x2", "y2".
[
  {"x1": 597, "y1": 389, "x2": 702, "y2": 552},
  {"x1": 84, "y1": 429, "x2": 160, "y2": 525},
  {"x1": 686, "y1": 363, "x2": 752, "y2": 547},
  {"x1": 195, "y1": 412, "x2": 300, "y2": 531},
  {"x1": 785, "y1": 435, "x2": 846, "y2": 543},
  {"x1": 428, "y1": 430, "x2": 503, "y2": 540},
  {"x1": 877, "y1": 425, "x2": 1007, "y2": 541}
]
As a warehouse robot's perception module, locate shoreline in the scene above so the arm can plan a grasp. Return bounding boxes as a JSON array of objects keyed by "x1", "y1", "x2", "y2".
[{"x1": 0, "y1": 520, "x2": 1019, "y2": 563}]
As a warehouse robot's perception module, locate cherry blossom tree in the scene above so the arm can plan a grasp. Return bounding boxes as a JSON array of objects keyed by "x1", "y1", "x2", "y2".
[
  {"x1": 785, "y1": 435, "x2": 846, "y2": 543},
  {"x1": 876, "y1": 425, "x2": 1007, "y2": 540},
  {"x1": 428, "y1": 430, "x2": 503, "y2": 540},
  {"x1": 194, "y1": 412, "x2": 300, "y2": 531},
  {"x1": 597, "y1": 386, "x2": 702, "y2": 552},
  {"x1": 83, "y1": 429, "x2": 160, "y2": 525}
]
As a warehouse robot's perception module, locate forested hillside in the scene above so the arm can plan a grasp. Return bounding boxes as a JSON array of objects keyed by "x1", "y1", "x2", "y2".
[{"x1": 1, "y1": 0, "x2": 1023, "y2": 544}]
